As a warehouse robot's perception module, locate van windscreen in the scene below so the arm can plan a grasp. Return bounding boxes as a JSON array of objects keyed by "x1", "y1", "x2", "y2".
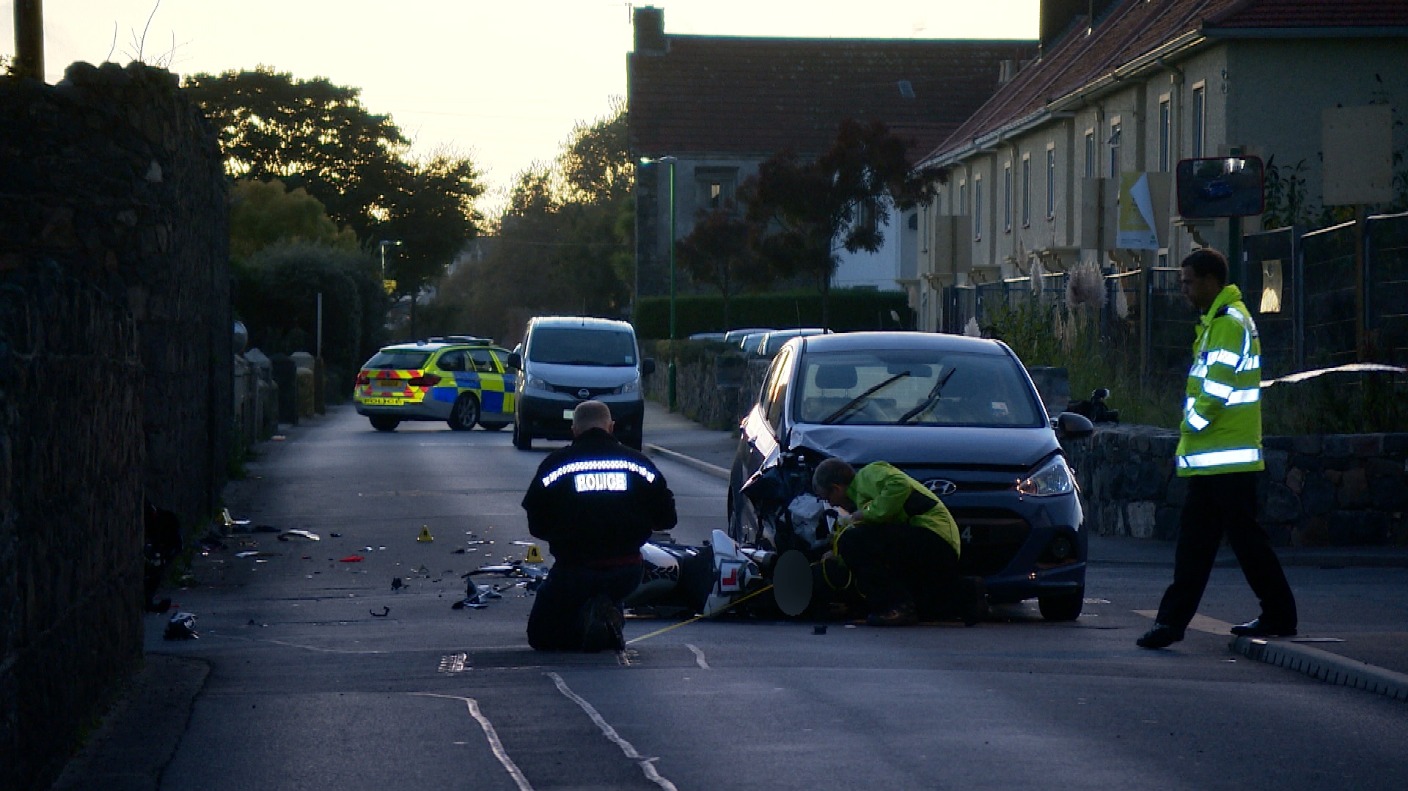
[{"x1": 529, "y1": 327, "x2": 637, "y2": 366}]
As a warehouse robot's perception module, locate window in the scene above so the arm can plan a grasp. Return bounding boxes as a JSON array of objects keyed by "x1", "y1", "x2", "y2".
[
  {"x1": 695, "y1": 167, "x2": 738, "y2": 211},
  {"x1": 1191, "y1": 84, "x2": 1206, "y2": 158},
  {"x1": 1084, "y1": 130, "x2": 1095, "y2": 178},
  {"x1": 1003, "y1": 163, "x2": 1013, "y2": 231},
  {"x1": 959, "y1": 180, "x2": 967, "y2": 215},
  {"x1": 974, "y1": 176, "x2": 983, "y2": 240},
  {"x1": 1022, "y1": 155, "x2": 1031, "y2": 227},
  {"x1": 1109, "y1": 119, "x2": 1122, "y2": 177},
  {"x1": 1046, "y1": 146, "x2": 1056, "y2": 219},
  {"x1": 1159, "y1": 96, "x2": 1172, "y2": 171}
]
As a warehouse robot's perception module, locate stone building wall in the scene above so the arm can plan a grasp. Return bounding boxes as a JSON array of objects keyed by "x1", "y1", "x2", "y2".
[{"x1": 0, "y1": 63, "x2": 229, "y2": 791}]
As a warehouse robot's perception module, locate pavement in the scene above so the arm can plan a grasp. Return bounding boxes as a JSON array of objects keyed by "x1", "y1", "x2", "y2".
[{"x1": 47, "y1": 400, "x2": 1408, "y2": 789}]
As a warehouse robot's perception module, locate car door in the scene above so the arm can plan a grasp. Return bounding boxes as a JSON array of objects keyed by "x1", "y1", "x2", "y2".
[{"x1": 467, "y1": 347, "x2": 513, "y2": 421}]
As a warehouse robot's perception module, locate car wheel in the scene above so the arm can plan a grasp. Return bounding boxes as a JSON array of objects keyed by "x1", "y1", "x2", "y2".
[
  {"x1": 512, "y1": 420, "x2": 532, "y2": 450},
  {"x1": 1038, "y1": 590, "x2": 1084, "y2": 621},
  {"x1": 370, "y1": 416, "x2": 399, "y2": 432},
  {"x1": 449, "y1": 394, "x2": 480, "y2": 431},
  {"x1": 479, "y1": 421, "x2": 508, "y2": 431}
]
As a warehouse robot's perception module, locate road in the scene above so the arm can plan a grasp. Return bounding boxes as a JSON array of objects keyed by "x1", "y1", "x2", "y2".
[{"x1": 91, "y1": 406, "x2": 1408, "y2": 790}]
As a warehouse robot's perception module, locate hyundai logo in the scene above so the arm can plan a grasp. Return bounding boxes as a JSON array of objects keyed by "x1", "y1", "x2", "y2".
[
  {"x1": 924, "y1": 479, "x2": 958, "y2": 497},
  {"x1": 577, "y1": 389, "x2": 592, "y2": 399}
]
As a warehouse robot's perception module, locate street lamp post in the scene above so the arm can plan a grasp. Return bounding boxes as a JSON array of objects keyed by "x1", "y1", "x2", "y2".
[{"x1": 378, "y1": 239, "x2": 402, "y2": 295}]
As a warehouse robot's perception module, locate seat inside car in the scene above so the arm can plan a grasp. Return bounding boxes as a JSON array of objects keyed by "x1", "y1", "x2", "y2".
[{"x1": 801, "y1": 363, "x2": 858, "y2": 421}]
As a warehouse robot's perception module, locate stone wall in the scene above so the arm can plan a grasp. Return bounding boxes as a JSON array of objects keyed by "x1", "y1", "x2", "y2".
[
  {"x1": 647, "y1": 355, "x2": 1408, "y2": 547},
  {"x1": 0, "y1": 63, "x2": 230, "y2": 791},
  {"x1": 1066, "y1": 427, "x2": 1408, "y2": 546}
]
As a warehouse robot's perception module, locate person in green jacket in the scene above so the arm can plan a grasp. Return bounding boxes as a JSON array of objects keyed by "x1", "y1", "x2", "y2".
[
  {"x1": 1138, "y1": 248, "x2": 1298, "y2": 649},
  {"x1": 813, "y1": 457, "x2": 984, "y2": 627}
]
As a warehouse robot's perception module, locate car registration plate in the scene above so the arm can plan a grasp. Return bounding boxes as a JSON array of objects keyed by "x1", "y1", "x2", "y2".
[
  {"x1": 362, "y1": 397, "x2": 404, "y2": 406},
  {"x1": 562, "y1": 409, "x2": 575, "y2": 420}
]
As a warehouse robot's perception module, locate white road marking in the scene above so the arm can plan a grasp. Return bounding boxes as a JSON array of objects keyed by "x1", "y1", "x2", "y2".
[
  {"x1": 685, "y1": 643, "x2": 710, "y2": 670},
  {"x1": 547, "y1": 672, "x2": 679, "y2": 791},
  {"x1": 412, "y1": 693, "x2": 533, "y2": 791}
]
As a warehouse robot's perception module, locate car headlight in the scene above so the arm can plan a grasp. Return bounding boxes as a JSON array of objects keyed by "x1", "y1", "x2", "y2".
[
  {"x1": 618, "y1": 378, "x2": 641, "y2": 394},
  {"x1": 523, "y1": 373, "x2": 551, "y2": 393},
  {"x1": 1016, "y1": 455, "x2": 1076, "y2": 497}
]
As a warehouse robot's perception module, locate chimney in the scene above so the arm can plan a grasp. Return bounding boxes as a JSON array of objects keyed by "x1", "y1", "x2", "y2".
[{"x1": 634, "y1": 6, "x2": 667, "y2": 56}]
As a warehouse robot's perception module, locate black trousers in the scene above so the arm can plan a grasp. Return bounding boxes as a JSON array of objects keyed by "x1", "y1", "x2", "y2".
[
  {"x1": 1155, "y1": 472, "x2": 1298, "y2": 631},
  {"x1": 836, "y1": 521, "x2": 959, "y2": 617},
  {"x1": 527, "y1": 562, "x2": 643, "y2": 651}
]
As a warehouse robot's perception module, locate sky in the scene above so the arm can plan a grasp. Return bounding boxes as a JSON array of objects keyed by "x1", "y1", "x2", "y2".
[{"x1": 2, "y1": 1, "x2": 1039, "y2": 215}]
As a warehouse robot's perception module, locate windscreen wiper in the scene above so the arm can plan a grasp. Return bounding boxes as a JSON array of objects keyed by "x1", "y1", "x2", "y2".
[
  {"x1": 820, "y1": 372, "x2": 909, "y2": 424},
  {"x1": 896, "y1": 367, "x2": 957, "y2": 424}
]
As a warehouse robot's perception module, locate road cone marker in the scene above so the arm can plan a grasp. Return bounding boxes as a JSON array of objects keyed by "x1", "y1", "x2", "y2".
[
  {"x1": 417, "y1": 525, "x2": 435, "y2": 543},
  {"x1": 523, "y1": 544, "x2": 545, "y2": 564}
]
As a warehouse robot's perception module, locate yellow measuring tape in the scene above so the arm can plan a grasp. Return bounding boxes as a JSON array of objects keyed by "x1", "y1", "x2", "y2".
[{"x1": 625, "y1": 583, "x2": 778, "y2": 645}]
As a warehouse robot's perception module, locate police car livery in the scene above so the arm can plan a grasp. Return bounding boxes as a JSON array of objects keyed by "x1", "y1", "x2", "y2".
[{"x1": 354, "y1": 336, "x2": 516, "y2": 432}]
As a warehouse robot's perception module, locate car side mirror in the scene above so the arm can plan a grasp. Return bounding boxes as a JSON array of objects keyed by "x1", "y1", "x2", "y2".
[
  {"x1": 641, "y1": 357, "x2": 657, "y2": 376},
  {"x1": 506, "y1": 352, "x2": 522, "y2": 370},
  {"x1": 1054, "y1": 411, "x2": 1095, "y2": 439}
]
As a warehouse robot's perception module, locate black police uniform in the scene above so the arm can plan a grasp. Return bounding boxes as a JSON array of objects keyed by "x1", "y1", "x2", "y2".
[{"x1": 522, "y1": 427, "x2": 677, "y2": 650}]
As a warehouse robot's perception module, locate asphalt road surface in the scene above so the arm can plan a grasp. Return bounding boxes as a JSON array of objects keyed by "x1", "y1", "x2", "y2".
[{"x1": 114, "y1": 406, "x2": 1407, "y2": 791}]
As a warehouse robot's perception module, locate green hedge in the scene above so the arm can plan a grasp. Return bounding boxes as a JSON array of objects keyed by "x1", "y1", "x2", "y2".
[{"x1": 632, "y1": 288, "x2": 914, "y2": 340}]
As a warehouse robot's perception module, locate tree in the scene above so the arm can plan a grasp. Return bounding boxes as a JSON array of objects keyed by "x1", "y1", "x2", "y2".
[
  {"x1": 676, "y1": 208, "x2": 768, "y2": 330},
  {"x1": 229, "y1": 179, "x2": 358, "y2": 261},
  {"x1": 744, "y1": 119, "x2": 944, "y2": 326},
  {"x1": 183, "y1": 67, "x2": 411, "y2": 240}
]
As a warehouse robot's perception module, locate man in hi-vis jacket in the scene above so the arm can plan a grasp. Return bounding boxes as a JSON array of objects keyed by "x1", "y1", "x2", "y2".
[{"x1": 1138, "y1": 248, "x2": 1298, "y2": 649}]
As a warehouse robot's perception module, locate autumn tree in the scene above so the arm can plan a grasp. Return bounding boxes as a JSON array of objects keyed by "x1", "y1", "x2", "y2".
[
  {"x1": 675, "y1": 209, "x2": 767, "y2": 330},
  {"x1": 229, "y1": 179, "x2": 358, "y2": 261},
  {"x1": 744, "y1": 119, "x2": 943, "y2": 326}
]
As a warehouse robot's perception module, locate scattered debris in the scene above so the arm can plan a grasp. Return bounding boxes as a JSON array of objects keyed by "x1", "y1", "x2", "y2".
[
  {"x1": 339, "y1": 555, "x2": 365, "y2": 563},
  {"x1": 391, "y1": 577, "x2": 404, "y2": 592},
  {"x1": 370, "y1": 606, "x2": 390, "y2": 617},
  {"x1": 278, "y1": 529, "x2": 321, "y2": 542},
  {"x1": 164, "y1": 612, "x2": 198, "y2": 640}
]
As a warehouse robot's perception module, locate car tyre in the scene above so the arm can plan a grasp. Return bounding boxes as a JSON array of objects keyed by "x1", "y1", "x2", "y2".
[
  {"x1": 449, "y1": 394, "x2": 480, "y2": 431},
  {"x1": 479, "y1": 421, "x2": 508, "y2": 431},
  {"x1": 1038, "y1": 590, "x2": 1084, "y2": 621},
  {"x1": 512, "y1": 420, "x2": 532, "y2": 450},
  {"x1": 370, "y1": 416, "x2": 399, "y2": 432}
]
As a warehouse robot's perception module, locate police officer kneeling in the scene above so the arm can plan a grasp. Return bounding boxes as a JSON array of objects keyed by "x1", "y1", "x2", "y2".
[{"x1": 522, "y1": 400, "x2": 677, "y2": 651}]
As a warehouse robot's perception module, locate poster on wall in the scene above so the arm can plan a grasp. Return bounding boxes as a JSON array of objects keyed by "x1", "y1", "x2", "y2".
[{"x1": 1116, "y1": 172, "x2": 1160, "y2": 250}]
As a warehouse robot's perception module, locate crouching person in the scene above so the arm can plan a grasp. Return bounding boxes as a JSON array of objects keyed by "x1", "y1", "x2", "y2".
[
  {"x1": 812, "y1": 457, "x2": 984, "y2": 627},
  {"x1": 522, "y1": 400, "x2": 677, "y2": 651}
]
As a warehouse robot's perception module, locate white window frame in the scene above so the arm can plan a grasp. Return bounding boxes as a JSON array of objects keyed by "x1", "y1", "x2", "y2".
[
  {"x1": 1045, "y1": 144, "x2": 1056, "y2": 220},
  {"x1": 974, "y1": 175, "x2": 983, "y2": 241},
  {"x1": 1084, "y1": 129, "x2": 1096, "y2": 178},
  {"x1": 1109, "y1": 116, "x2": 1122, "y2": 177},
  {"x1": 1003, "y1": 162, "x2": 1013, "y2": 232},
  {"x1": 1191, "y1": 82, "x2": 1207, "y2": 158},
  {"x1": 1022, "y1": 153, "x2": 1032, "y2": 227},
  {"x1": 1158, "y1": 94, "x2": 1172, "y2": 172}
]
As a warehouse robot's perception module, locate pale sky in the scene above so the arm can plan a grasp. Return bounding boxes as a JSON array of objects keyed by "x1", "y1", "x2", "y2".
[{"x1": 2, "y1": 1, "x2": 1039, "y2": 215}]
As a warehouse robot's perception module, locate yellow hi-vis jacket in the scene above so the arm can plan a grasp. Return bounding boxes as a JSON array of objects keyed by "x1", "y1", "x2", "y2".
[{"x1": 1176, "y1": 284, "x2": 1264, "y2": 476}]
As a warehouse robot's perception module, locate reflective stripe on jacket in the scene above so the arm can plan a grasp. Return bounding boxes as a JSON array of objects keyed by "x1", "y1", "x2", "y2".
[
  {"x1": 836, "y1": 461, "x2": 961, "y2": 554},
  {"x1": 1176, "y1": 284, "x2": 1264, "y2": 476}
]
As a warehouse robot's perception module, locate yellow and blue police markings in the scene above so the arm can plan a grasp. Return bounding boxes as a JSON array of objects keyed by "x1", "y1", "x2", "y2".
[{"x1": 427, "y1": 370, "x2": 517, "y2": 416}]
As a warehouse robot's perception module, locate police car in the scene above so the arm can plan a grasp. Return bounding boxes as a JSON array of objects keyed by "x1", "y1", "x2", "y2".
[{"x1": 353, "y1": 336, "x2": 516, "y2": 432}]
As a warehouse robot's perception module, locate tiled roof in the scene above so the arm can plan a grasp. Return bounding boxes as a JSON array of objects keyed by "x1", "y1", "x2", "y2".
[
  {"x1": 629, "y1": 36, "x2": 1037, "y2": 161},
  {"x1": 924, "y1": 0, "x2": 1408, "y2": 164}
]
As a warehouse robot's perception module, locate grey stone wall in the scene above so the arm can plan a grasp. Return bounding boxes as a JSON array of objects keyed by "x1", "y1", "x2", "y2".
[
  {"x1": 1063, "y1": 428, "x2": 1408, "y2": 546},
  {"x1": 0, "y1": 63, "x2": 229, "y2": 791},
  {"x1": 649, "y1": 355, "x2": 1408, "y2": 547}
]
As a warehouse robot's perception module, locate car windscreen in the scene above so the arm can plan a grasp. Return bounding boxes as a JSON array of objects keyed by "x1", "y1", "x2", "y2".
[
  {"x1": 528, "y1": 327, "x2": 638, "y2": 366},
  {"x1": 794, "y1": 348, "x2": 1043, "y2": 427},
  {"x1": 365, "y1": 350, "x2": 433, "y2": 370}
]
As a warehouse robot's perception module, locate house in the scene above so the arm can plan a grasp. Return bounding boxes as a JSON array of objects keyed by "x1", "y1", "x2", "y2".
[
  {"x1": 914, "y1": 0, "x2": 1408, "y2": 334},
  {"x1": 626, "y1": 6, "x2": 1036, "y2": 315}
]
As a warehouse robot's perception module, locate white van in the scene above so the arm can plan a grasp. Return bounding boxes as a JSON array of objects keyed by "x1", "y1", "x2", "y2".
[{"x1": 506, "y1": 316, "x2": 655, "y2": 450}]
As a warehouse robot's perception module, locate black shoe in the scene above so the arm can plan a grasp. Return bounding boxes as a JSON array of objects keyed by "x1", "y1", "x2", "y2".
[
  {"x1": 1136, "y1": 623, "x2": 1184, "y2": 649},
  {"x1": 959, "y1": 577, "x2": 988, "y2": 627},
  {"x1": 579, "y1": 594, "x2": 624, "y2": 652},
  {"x1": 866, "y1": 604, "x2": 918, "y2": 627},
  {"x1": 1230, "y1": 618, "x2": 1296, "y2": 638}
]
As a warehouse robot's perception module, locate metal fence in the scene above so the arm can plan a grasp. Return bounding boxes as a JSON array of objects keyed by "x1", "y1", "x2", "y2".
[{"x1": 943, "y1": 212, "x2": 1408, "y2": 381}]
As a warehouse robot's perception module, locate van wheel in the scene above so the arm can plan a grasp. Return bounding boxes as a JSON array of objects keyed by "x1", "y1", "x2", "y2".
[
  {"x1": 449, "y1": 394, "x2": 480, "y2": 431},
  {"x1": 512, "y1": 421, "x2": 532, "y2": 450},
  {"x1": 370, "y1": 416, "x2": 399, "y2": 432}
]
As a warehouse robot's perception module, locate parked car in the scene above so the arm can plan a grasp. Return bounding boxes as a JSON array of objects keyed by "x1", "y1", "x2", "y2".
[
  {"x1": 506, "y1": 316, "x2": 655, "y2": 450},
  {"x1": 755, "y1": 327, "x2": 830, "y2": 358},
  {"x1": 687, "y1": 331, "x2": 728, "y2": 342},
  {"x1": 354, "y1": 336, "x2": 514, "y2": 432},
  {"x1": 727, "y1": 331, "x2": 1094, "y2": 620},
  {"x1": 737, "y1": 331, "x2": 770, "y2": 357},
  {"x1": 723, "y1": 327, "x2": 775, "y2": 345}
]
